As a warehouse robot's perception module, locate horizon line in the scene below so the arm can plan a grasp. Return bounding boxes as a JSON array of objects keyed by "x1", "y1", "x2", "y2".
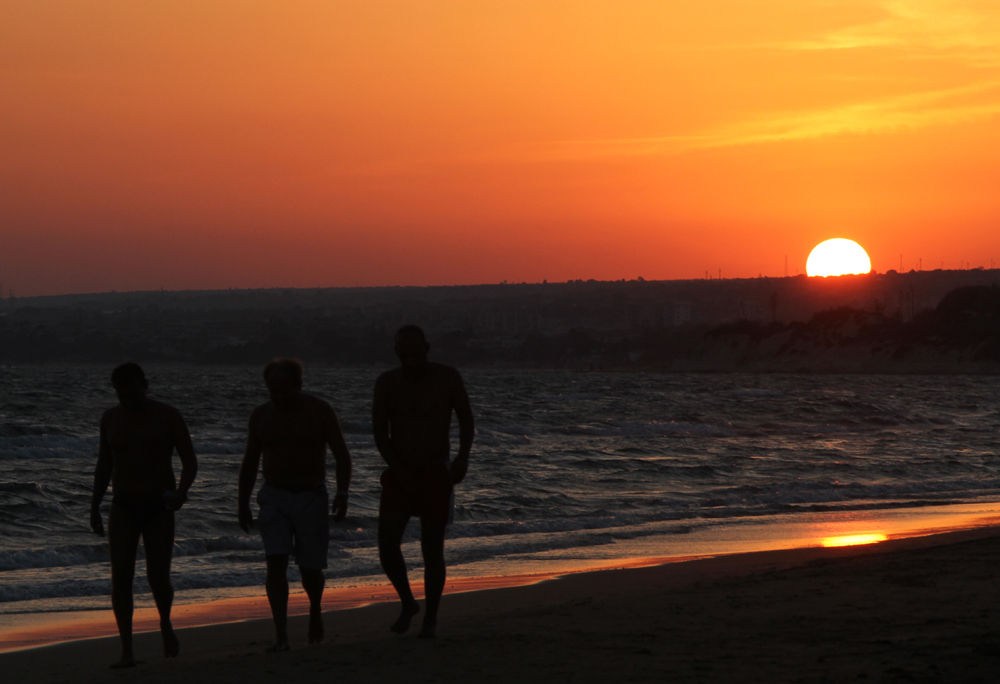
[{"x1": 5, "y1": 268, "x2": 997, "y2": 302}]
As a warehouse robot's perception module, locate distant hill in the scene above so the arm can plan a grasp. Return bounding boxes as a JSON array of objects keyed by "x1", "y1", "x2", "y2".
[
  {"x1": 690, "y1": 285, "x2": 1000, "y2": 373},
  {"x1": 1, "y1": 271, "x2": 998, "y2": 372}
]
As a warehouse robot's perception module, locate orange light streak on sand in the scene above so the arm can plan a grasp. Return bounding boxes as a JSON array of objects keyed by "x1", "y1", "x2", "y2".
[
  {"x1": 0, "y1": 555, "x2": 703, "y2": 653},
  {"x1": 0, "y1": 575, "x2": 541, "y2": 653},
  {"x1": 821, "y1": 533, "x2": 888, "y2": 548}
]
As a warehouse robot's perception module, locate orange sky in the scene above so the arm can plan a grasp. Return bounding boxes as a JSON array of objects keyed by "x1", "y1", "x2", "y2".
[{"x1": 2, "y1": 1, "x2": 999, "y2": 296}]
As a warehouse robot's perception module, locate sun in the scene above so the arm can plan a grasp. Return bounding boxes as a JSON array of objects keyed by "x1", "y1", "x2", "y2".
[{"x1": 806, "y1": 238, "x2": 871, "y2": 277}]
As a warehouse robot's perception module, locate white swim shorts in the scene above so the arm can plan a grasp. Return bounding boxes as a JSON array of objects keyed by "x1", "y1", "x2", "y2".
[{"x1": 256, "y1": 483, "x2": 330, "y2": 570}]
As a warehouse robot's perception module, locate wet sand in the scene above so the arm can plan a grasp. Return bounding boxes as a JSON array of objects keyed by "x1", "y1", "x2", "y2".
[
  {"x1": 0, "y1": 570, "x2": 594, "y2": 653},
  {"x1": 3, "y1": 526, "x2": 999, "y2": 683}
]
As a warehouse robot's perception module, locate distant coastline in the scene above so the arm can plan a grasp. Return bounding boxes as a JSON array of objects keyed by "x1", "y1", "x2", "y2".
[{"x1": 2, "y1": 270, "x2": 998, "y2": 373}]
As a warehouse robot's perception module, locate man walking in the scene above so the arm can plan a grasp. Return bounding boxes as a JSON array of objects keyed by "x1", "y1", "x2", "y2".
[
  {"x1": 90, "y1": 362, "x2": 198, "y2": 669},
  {"x1": 238, "y1": 358, "x2": 352, "y2": 651},
  {"x1": 373, "y1": 325, "x2": 474, "y2": 638}
]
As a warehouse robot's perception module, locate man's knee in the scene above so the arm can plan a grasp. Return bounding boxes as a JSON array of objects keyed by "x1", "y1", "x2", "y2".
[
  {"x1": 146, "y1": 569, "x2": 174, "y2": 593},
  {"x1": 266, "y1": 555, "x2": 290, "y2": 578},
  {"x1": 299, "y1": 566, "x2": 324, "y2": 581},
  {"x1": 111, "y1": 580, "x2": 134, "y2": 598},
  {"x1": 110, "y1": 561, "x2": 137, "y2": 585},
  {"x1": 378, "y1": 509, "x2": 410, "y2": 535},
  {"x1": 110, "y1": 565, "x2": 136, "y2": 583},
  {"x1": 299, "y1": 567, "x2": 325, "y2": 591},
  {"x1": 378, "y1": 535, "x2": 401, "y2": 556},
  {"x1": 420, "y1": 523, "x2": 446, "y2": 550}
]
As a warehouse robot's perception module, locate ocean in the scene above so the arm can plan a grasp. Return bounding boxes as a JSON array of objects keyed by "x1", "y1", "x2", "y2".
[{"x1": 2, "y1": 365, "x2": 999, "y2": 617}]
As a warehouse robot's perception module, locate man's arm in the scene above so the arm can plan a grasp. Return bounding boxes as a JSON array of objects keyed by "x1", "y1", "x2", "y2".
[
  {"x1": 449, "y1": 370, "x2": 475, "y2": 485},
  {"x1": 372, "y1": 374, "x2": 409, "y2": 476},
  {"x1": 90, "y1": 413, "x2": 114, "y2": 537},
  {"x1": 325, "y1": 405, "x2": 353, "y2": 522},
  {"x1": 237, "y1": 410, "x2": 263, "y2": 533},
  {"x1": 166, "y1": 408, "x2": 198, "y2": 511}
]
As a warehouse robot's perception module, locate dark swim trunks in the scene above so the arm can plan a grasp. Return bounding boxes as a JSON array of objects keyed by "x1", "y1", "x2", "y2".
[
  {"x1": 379, "y1": 464, "x2": 454, "y2": 526},
  {"x1": 112, "y1": 494, "x2": 169, "y2": 531}
]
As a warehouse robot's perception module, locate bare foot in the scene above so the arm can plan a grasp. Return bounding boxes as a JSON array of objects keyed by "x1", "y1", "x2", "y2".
[
  {"x1": 417, "y1": 622, "x2": 436, "y2": 639},
  {"x1": 265, "y1": 641, "x2": 291, "y2": 653},
  {"x1": 308, "y1": 607, "x2": 324, "y2": 644},
  {"x1": 389, "y1": 601, "x2": 420, "y2": 634},
  {"x1": 109, "y1": 657, "x2": 142, "y2": 669},
  {"x1": 162, "y1": 620, "x2": 180, "y2": 658}
]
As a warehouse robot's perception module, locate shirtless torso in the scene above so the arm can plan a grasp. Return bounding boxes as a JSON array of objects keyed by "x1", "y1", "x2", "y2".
[
  {"x1": 99, "y1": 400, "x2": 192, "y2": 502},
  {"x1": 373, "y1": 362, "x2": 472, "y2": 476},
  {"x1": 249, "y1": 394, "x2": 339, "y2": 492}
]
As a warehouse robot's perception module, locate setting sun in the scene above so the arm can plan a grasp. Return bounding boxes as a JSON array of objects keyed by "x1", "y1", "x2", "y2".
[{"x1": 806, "y1": 239, "x2": 872, "y2": 278}]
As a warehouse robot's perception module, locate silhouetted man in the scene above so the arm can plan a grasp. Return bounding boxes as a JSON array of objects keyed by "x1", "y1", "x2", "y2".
[
  {"x1": 238, "y1": 358, "x2": 352, "y2": 652},
  {"x1": 373, "y1": 325, "x2": 474, "y2": 638},
  {"x1": 90, "y1": 362, "x2": 198, "y2": 669}
]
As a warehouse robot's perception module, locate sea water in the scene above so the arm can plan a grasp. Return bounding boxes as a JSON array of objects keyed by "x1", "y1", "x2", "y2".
[{"x1": 1, "y1": 366, "x2": 999, "y2": 616}]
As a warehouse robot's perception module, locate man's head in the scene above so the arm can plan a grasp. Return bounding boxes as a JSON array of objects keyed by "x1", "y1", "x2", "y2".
[
  {"x1": 263, "y1": 357, "x2": 304, "y2": 409},
  {"x1": 111, "y1": 362, "x2": 148, "y2": 410},
  {"x1": 394, "y1": 325, "x2": 430, "y2": 370}
]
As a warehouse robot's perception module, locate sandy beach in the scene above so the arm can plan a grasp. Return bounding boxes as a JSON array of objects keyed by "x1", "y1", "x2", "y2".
[{"x1": 2, "y1": 526, "x2": 998, "y2": 684}]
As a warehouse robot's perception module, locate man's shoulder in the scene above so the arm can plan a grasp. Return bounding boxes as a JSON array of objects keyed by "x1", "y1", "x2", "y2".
[
  {"x1": 430, "y1": 362, "x2": 464, "y2": 382},
  {"x1": 249, "y1": 401, "x2": 272, "y2": 421},
  {"x1": 148, "y1": 398, "x2": 181, "y2": 415},
  {"x1": 377, "y1": 368, "x2": 403, "y2": 382},
  {"x1": 375, "y1": 368, "x2": 405, "y2": 391},
  {"x1": 378, "y1": 363, "x2": 462, "y2": 382},
  {"x1": 100, "y1": 405, "x2": 122, "y2": 423},
  {"x1": 301, "y1": 393, "x2": 335, "y2": 414}
]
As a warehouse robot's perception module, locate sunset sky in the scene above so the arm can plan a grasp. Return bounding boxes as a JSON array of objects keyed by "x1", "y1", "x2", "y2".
[{"x1": 2, "y1": 1, "x2": 999, "y2": 296}]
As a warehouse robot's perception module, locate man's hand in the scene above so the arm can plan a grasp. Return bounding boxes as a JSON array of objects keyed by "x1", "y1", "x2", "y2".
[
  {"x1": 332, "y1": 491, "x2": 349, "y2": 522},
  {"x1": 450, "y1": 457, "x2": 469, "y2": 485},
  {"x1": 90, "y1": 509, "x2": 105, "y2": 537},
  {"x1": 238, "y1": 502, "x2": 254, "y2": 533},
  {"x1": 162, "y1": 490, "x2": 188, "y2": 512}
]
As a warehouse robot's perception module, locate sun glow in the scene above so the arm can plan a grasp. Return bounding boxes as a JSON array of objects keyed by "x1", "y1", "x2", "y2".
[
  {"x1": 806, "y1": 239, "x2": 872, "y2": 277},
  {"x1": 821, "y1": 533, "x2": 888, "y2": 548}
]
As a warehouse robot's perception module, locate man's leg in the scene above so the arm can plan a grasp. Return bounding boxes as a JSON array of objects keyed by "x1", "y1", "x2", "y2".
[
  {"x1": 265, "y1": 554, "x2": 291, "y2": 651},
  {"x1": 107, "y1": 505, "x2": 142, "y2": 668},
  {"x1": 142, "y1": 511, "x2": 179, "y2": 658},
  {"x1": 378, "y1": 510, "x2": 420, "y2": 633},
  {"x1": 418, "y1": 522, "x2": 447, "y2": 639},
  {"x1": 299, "y1": 567, "x2": 325, "y2": 643}
]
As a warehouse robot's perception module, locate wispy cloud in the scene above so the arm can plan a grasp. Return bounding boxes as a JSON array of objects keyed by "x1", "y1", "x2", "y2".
[
  {"x1": 701, "y1": 81, "x2": 1000, "y2": 146},
  {"x1": 548, "y1": 81, "x2": 1000, "y2": 158},
  {"x1": 778, "y1": 0, "x2": 1000, "y2": 58},
  {"x1": 539, "y1": 4, "x2": 1000, "y2": 161}
]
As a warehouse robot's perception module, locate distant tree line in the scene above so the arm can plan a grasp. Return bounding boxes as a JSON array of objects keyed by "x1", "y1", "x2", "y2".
[{"x1": 1, "y1": 283, "x2": 998, "y2": 369}]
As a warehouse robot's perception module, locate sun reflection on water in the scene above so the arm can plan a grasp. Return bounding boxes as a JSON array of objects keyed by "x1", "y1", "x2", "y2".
[{"x1": 821, "y1": 533, "x2": 888, "y2": 548}]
